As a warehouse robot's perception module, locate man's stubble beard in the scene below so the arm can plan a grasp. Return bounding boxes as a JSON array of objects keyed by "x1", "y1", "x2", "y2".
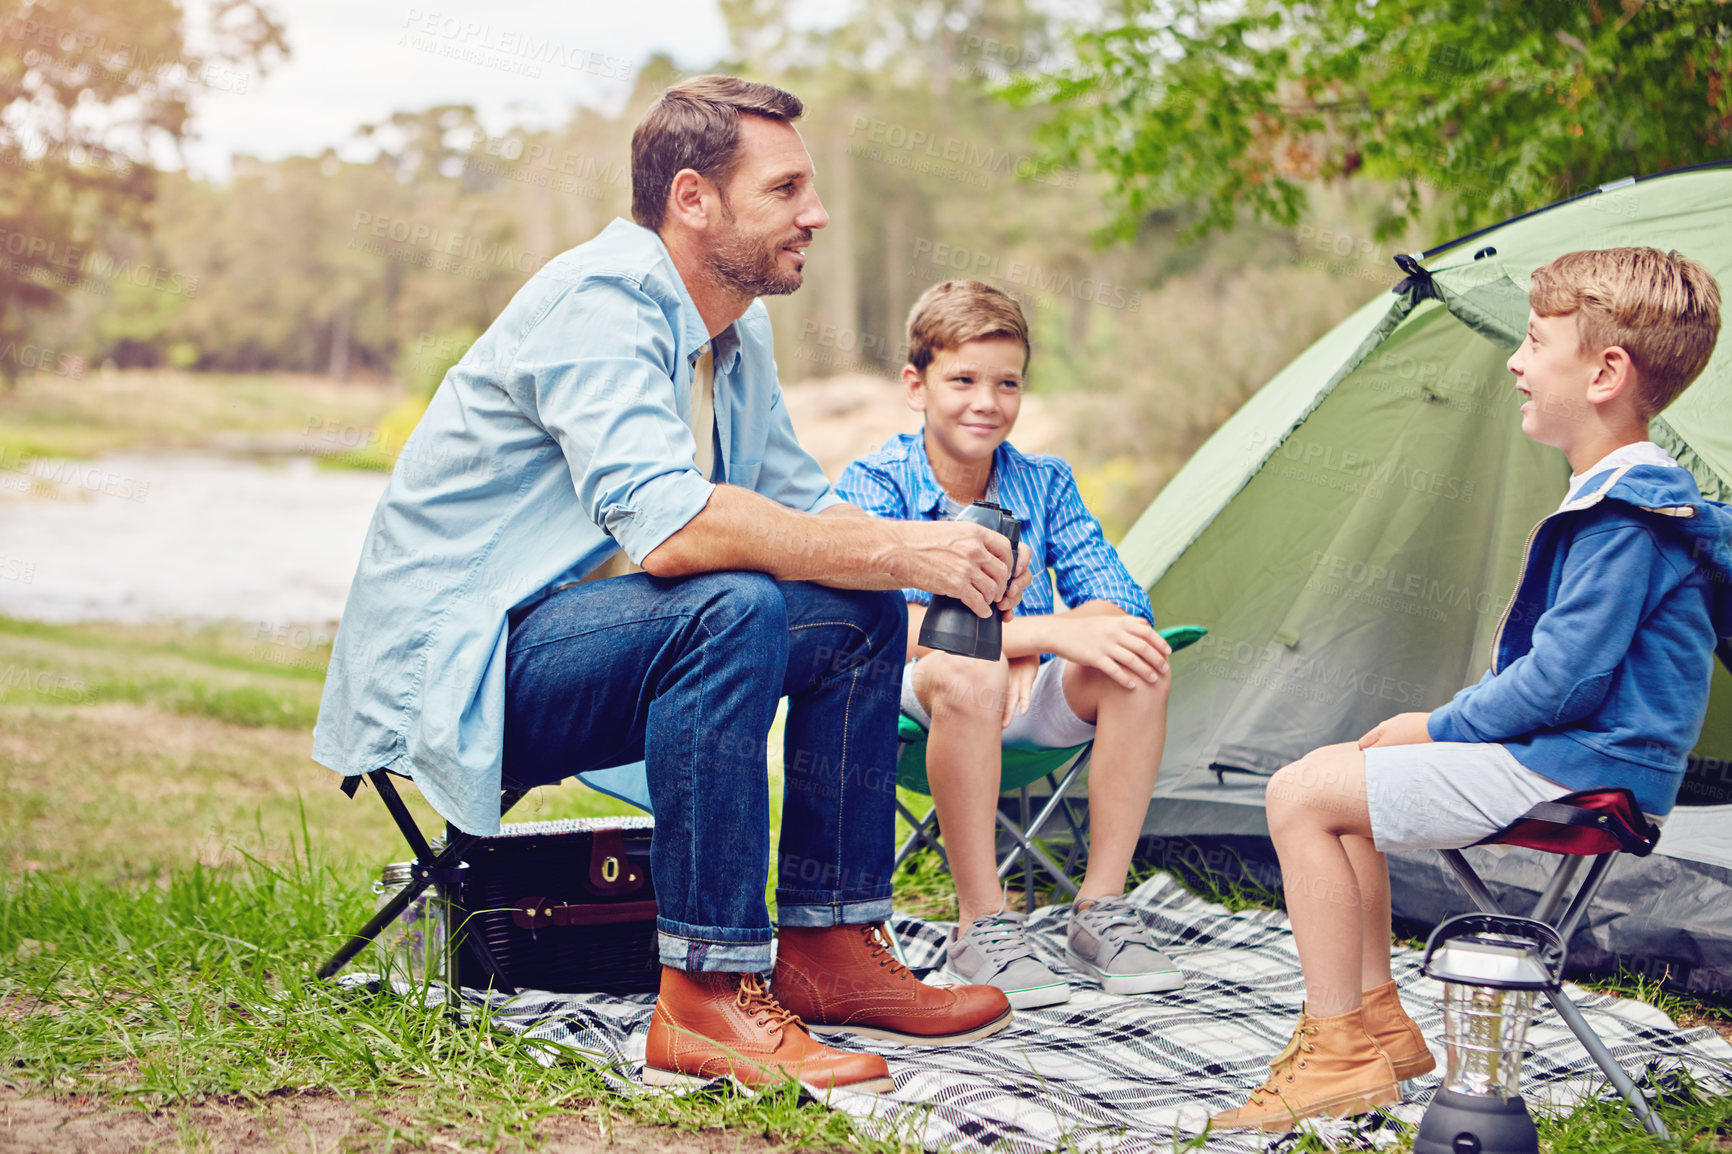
[{"x1": 707, "y1": 196, "x2": 811, "y2": 299}]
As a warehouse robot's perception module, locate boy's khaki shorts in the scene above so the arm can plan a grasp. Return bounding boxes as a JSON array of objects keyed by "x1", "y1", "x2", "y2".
[
  {"x1": 900, "y1": 655, "x2": 1097, "y2": 750},
  {"x1": 1364, "y1": 741, "x2": 1578, "y2": 852}
]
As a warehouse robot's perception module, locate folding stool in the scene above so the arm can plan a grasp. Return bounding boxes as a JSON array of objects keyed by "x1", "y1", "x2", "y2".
[
  {"x1": 317, "y1": 770, "x2": 529, "y2": 994},
  {"x1": 1437, "y1": 786, "x2": 1669, "y2": 1138}
]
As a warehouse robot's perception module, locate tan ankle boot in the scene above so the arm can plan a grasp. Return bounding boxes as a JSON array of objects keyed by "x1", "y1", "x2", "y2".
[
  {"x1": 1211, "y1": 1005, "x2": 1400, "y2": 1131},
  {"x1": 644, "y1": 968, "x2": 893, "y2": 1093},
  {"x1": 1361, "y1": 979, "x2": 1436, "y2": 1080},
  {"x1": 773, "y1": 922, "x2": 1012, "y2": 1045}
]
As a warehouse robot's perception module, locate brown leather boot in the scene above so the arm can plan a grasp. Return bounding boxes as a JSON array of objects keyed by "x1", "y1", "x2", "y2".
[
  {"x1": 772, "y1": 922, "x2": 1013, "y2": 1046},
  {"x1": 1361, "y1": 979, "x2": 1436, "y2": 1080},
  {"x1": 643, "y1": 967, "x2": 893, "y2": 1093},
  {"x1": 1210, "y1": 1005, "x2": 1400, "y2": 1131}
]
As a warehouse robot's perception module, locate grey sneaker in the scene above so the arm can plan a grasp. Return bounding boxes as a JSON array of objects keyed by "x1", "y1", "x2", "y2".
[
  {"x1": 942, "y1": 912, "x2": 1070, "y2": 1009},
  {"x1": 1067, "y1": 897, "x2": 1184, "y2": 995}
]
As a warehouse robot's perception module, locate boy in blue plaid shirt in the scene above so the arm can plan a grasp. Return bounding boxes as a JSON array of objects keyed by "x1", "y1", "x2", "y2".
[{"x1": 837, "y1": 280, "x2": 1181, "y2": 1008}]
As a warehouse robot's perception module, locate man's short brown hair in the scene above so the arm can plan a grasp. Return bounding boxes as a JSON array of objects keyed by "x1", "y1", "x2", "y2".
[
  {"x1": 630, "y1": 75, "x2": 803, "y2": 232},
  {"x1": 906, "y1": 280, "x2": 1030, "y2": 374},
  {"x1": 1529, "y1": 247, "x2": 1722, "y2": 419}
]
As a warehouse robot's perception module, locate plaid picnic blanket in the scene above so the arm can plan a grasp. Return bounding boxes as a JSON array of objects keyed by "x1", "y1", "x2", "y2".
[{"x1": 429, "y1": 872, "x2": 1732, "y2": 1152}]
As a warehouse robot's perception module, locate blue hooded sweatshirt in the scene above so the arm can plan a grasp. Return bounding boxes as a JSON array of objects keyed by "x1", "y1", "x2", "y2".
[{"x1": 1428, "y1": 460, "x2": 1732, "y2": 815}]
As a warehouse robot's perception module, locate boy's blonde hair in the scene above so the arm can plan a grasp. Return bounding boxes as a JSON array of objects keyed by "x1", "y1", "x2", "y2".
[
  {"x1": 1529, "y1": 247, "x2": 1722, "y2": 419},
  {"x1": 905, "y1": 280, "x2": 1029, "y2": 374}
]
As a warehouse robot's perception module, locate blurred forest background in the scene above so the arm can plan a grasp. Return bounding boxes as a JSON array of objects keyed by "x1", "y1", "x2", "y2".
[
  {"x1": 6, "y1": 5, "x2": 1732, "y2": 1142},
  {"x1": 6, "y1": 0, "x2": 1730, "y2": 532}
]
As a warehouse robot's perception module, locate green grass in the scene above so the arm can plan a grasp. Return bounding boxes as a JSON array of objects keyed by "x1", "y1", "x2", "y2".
[
  {"x1": 4, "y1": 617, "x2": 1731, "y2": 1151},
  {"x1": 0, "y1": 616, "x2": 643, "y2": 883},
  {"x1": 0, "y1": 619, "x2": 886, "y2": 1151},
  {"x1": 0, "y1": 842, "x2": 926, "y2": 1153},
  {"x1": 0, "y1": 615, "x2": 328, "y2": 726}
]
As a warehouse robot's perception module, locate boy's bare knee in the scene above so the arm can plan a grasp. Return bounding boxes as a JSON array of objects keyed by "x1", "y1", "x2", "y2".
[
  {"x1": 917, "y1": 651, "x2": 1006, "y2": 717},
  {"x1": 1267, "y1": 746, "x2": 1370, "y2": 838},
  {"x1": 1139, "y1": 669, "x2": 1173, "y2": 707},
  {"x1": 1264, "y1": 763, "x2": 1307, "y2": 826},
  {"x1": 1265, "y1": 756, "x2": 1341, "y2": 827}
]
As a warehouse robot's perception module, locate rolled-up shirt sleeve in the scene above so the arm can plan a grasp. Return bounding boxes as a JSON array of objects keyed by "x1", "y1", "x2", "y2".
[{"x1": 509, "y1": 276, "x2": 715, "y2": 565}]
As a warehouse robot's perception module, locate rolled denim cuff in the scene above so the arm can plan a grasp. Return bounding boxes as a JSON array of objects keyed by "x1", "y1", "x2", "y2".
[
  {"x1": 656, "y1": 917, "x2": 774, "y2": 974},
  {"x1": 774, "y1": 890, "x2": 895, "y2": 928}
]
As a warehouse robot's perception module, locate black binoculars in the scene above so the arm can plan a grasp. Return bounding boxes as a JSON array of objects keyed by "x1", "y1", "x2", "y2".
[{"x1": 917, "y1": 499, "x2": 1021, "y2": 661}]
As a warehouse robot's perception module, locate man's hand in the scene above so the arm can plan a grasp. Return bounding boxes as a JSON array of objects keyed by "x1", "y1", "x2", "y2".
[
  {"x1": 1003, "y1": 652, "x2": 1039, "y2": 729},
  {"x1": 643, "y1": 487, "x2": 1031, "y2": 610},
  {"x1": 886, "y1": 520, "x2": 1019, "y2": 618},
  {"x1": 1358, "y1": 712, "x2": 1434, "y2": 750},
  {"x1": 1048, "y1": 613, "x2": 1170, "y2": 690}
]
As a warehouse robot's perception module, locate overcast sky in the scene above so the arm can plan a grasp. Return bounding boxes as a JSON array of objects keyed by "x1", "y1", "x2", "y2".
[{"x1": 182, "y1": 0, "x2": 733, "y2": 176}]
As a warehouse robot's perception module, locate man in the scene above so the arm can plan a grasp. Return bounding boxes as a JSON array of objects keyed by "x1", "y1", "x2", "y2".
[{"x1": 314, "y1": 75, "x2": 1029, "y2": 1092}]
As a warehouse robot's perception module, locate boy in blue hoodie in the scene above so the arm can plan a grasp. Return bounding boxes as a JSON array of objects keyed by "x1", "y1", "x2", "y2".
[{"x1": 1215, "y1": 247, "x2": 1727, "y2": 1131}]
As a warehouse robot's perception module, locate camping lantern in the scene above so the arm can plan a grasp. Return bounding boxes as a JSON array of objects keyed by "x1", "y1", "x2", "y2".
[{"x1": 1415, "y1": 914, "x2": 1566, "y2": 1154}]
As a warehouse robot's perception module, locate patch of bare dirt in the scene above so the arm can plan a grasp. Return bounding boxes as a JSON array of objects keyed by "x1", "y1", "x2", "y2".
[
  {"x1": 1680, "y1": 1009, "x2": 1732, "y2": 1045},
  {"x1": 0, "y1": 1088, "x2": 806, "y2": 1153}
]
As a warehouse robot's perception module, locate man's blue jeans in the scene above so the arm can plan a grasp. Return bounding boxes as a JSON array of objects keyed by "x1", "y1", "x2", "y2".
[{"x1": 502, "y1": 571, "x2": 906, "y2": 974}]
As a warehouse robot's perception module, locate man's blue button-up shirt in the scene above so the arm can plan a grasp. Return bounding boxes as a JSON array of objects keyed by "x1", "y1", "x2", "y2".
[
  {"x1": 313, "y1": 219, "x2": 843, "y2": 834},
  {"x1": 836, "y1": 433, "x2": 1154, "y2": 654}
]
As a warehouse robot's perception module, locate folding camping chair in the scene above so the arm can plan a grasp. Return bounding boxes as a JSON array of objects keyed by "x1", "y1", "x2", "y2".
[
  {"x1": 892, "y1": 717, "x2": 1095, "y2": 910},
  {"x1": 1437, "y1": 786, "x2": 1669, "y2": 1138},
  {"x1": 891, "y1": 624, "x2": 1208, "y2": 909}
]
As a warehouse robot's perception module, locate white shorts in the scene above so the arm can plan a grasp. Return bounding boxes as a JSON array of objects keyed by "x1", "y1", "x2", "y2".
[
  {"x1": 1363, "y1": 741, "x2": 1576, "y2": 852},
  {"x1": 900, "y1": 655, "x2": 1097, "y2": 750}
]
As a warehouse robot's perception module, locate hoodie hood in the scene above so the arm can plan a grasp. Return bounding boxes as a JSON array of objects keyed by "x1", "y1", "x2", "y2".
[{"x1": 1579, "y1": 462, "x2": 1732, "y2": 640}]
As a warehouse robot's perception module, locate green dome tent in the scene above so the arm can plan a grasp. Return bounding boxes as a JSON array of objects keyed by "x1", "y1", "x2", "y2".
[{"x1": 1122, "y1": 161, "x2": 1732, "y2": 993}]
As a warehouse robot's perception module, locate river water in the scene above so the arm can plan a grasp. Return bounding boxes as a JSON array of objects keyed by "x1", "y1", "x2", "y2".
[{"x1": 0, "y1": 453, "x2": 389, "y2": 626}]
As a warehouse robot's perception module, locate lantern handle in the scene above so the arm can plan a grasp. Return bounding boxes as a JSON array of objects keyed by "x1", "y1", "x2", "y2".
[{"x1": 1420, "y1": 914, "x2": 1567, "y2": 990}]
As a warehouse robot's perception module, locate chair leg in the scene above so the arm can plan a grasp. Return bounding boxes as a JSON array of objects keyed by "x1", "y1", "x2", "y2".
[
  {"x1": 1439, "y1": 848, "x2": 1506, "y2": 915},
  {"x1": 894, "y1": 797, "x2": 947, "y2": 871},
  {"x1": 1043, "y1": 767, "x2": 1090, "y2": 888},
  {"x1": 441, "y1": 818, "x2": 520, "y2": 995},
  {"x1": 1552, "y1": 854, "x2": 1616, "y2": 944},
  {"x1": 319, "y1": 777, "x2": 527, "y2": 992},
  {"x1": 1011, "y1": 783, "x2": 1025, "y2": 907},
  {"x1": 1442, "y1": 848, "x2": 1666, "y2": 1138},
  {"x1": 1544, "y1": 855, "x2": 1666, "y2": 1138},
  {"x1": 317, "y1": 867, "x2": 437, "y2": 980},
  {"x1": 994, "y1": 809, "x2": 1081, "y2": 899},
  {"x1": 992, "y1": 761, "x2": 1091, "y2": 901},
  {"x1": 1544, "y1": 987, "x2": 1670, "y2": 1138},
  {"x1": 1051, "y1": 778, "x2": 1089, "y2": 847},
  {"x1": 1530, "y1": 855, "x2": 1585, "y2": 924}
]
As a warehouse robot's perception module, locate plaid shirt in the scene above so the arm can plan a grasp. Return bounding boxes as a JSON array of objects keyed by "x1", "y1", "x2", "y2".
[{"x1": 836, "y1": 433, "x2": 1154, "y2": 642}]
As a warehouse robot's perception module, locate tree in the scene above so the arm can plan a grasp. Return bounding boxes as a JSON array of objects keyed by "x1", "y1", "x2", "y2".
[
  {"x1": 1013, "y1": 0, "x2": 1732, "y2": 242},
  {"x1": 0, "y1": 0, "x2": 286, "y2": 382}
]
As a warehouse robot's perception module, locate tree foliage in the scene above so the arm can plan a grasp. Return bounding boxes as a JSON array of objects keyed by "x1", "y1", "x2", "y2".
[
  {"x1": 1014, "y1": 0, "x2": 1732, "y2": 241},
  {"x1": 27, "y1": 0, "x2": 1396, "y2": 527},
  {"x1": 0, "y1": 0, "x2": 286, "y2": 380}
]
